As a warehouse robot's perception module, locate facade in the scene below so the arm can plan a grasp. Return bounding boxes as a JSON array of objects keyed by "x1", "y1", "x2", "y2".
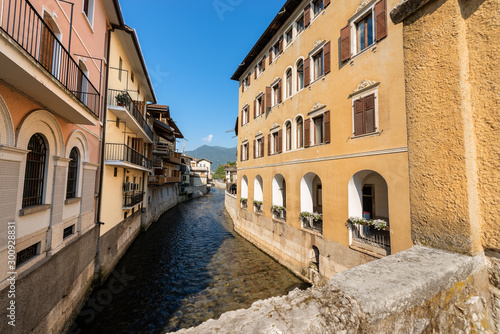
[
  {"x1": 225, "y1": 166, "x2": 237, "y2": 183},
  {"x1": 190, "y1": 158, "x2": 212, "y2": 185},
  {"x1": 0, "y1": 0, "x2": 110, "y2": 332},
  {"x1": 181, "y1": 154, "x2": 193, "y2": 186},
  {"x1": 98, "y1": 22, "x2": 156, "y2": 278},
  {"x1": 232, "y1": 0, "x2": 412, "y2": 281}
]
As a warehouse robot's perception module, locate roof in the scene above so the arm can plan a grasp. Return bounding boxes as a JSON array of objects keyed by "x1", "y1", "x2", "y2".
[
  {"x1": 231, "y1": 0, "x2": 303, "y2": 81},
  {"x1": 147, "y1": 104, "x2": 184, "y2": 139},
  {"x1": 197, "y1": 158, "x2": 213, "y2": 164}
]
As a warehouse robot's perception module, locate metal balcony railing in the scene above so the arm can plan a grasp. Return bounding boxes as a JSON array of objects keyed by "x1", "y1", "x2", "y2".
[
  {"x1": 0, "y1": 0, "x2": 100, "y2": 117},
  {"x1": 108, "y1": 89, "x2": 153, "y2": 140},
  {"x1": 302, "y1": 217, "x2": 323, "y2": 234},
  {"x1": 105, "y1": 143, "x2": 152, "y2": 169},
  {"x1": 123, "y1": 191, "x2": 144, "y2": 208},
  {"x1": 351, "y1": 224, "x2": 391, "y2": 253}
]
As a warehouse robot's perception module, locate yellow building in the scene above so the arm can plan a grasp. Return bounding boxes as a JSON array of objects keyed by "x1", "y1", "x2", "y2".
[
  {"x1": 232, "y1": 0, "x2": 412, "y2": 281},
  {"x1": 99, "y1": 25, "x2": 156, "y2": 278}
]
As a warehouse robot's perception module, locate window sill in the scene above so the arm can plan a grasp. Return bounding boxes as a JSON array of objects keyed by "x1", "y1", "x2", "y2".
[
  {"x1": 300, "y1": 227, "x2": 323, "y2": 238},
  {"x1": 309, "y1": 142, "x2": 327, "y2": 148},
  {"x1": 349, "y1": 44, "x2": 377, "y2": 65},
  {"x1": 351, "y1": 131, "x2": 380, "y2": 139},
  {"x1": 19, "y1": 204, "x2": 51, "y2": 217},
  {"x1": 65, "y1": 197, "x2": 81, "y2": 205}
]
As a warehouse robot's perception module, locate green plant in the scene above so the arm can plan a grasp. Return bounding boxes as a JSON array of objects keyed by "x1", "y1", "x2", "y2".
[
  {"x1": 300, "y1": 211, "x2": 322, "y2": 220},
  {"x1": 115, "y1": 91, "x2": 130, "y2": 106},
  {"x1": 253, "y1": 200, "x2": 263, "y2": 206},
  {"x1": 271, "y1": 205, "x2": 285, "y2": 212},
  {"x1": 346, "y1": 216, "x2": 388, "y2": 230},
  {"x1": 240, "y1": 198, "x2": 247, "y2": 203}
]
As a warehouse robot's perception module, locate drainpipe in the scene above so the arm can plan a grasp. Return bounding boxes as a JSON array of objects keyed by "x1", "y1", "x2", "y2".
[{"x1": 94, "y1": 26, "x2": 113, "y2": 282}]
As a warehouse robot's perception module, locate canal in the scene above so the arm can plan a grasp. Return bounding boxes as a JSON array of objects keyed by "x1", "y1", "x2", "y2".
[{"x1": 70, "y1": 188, "x2": 309, "y2": 334}]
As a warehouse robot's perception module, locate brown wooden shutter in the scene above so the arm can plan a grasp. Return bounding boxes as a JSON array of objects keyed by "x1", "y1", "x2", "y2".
[
  {"x1": 241, "y1": 110, "x2": 244, "y2": 126},
  {"x1": 254, "y1": 100, "x2": 257, "y2": 118},
  {"x1": 254, "y1": 67, "x2": 257, "y2": 79},
  {"x1": 268, "y1": 134, "x2": 272, "y2": 156},
  {"x1": 278, "y1": 80, "x2": 282, "y2": 103},
  {"x1": 323, "y1": 41, "x2": 331, "y2": 74},
  {"x1": 324, "y1": 111, "x2": 331, "y2": 144},
  {"x1": 253, "y1": 140, "x2": 256, "y2": 159},
  {"x1": 241, "y1": 81, "x2": 244, "y2": 93},
  {"x1": 269, "y1": 48, "x2": 273, "y2": 64},
  {"x1": 265, "y1": 87, "x2": 272, "y2": 109},
  {"x1": 304, "y1": 4, "x2": 311, "y2": 27},
  {"x1": 262, "y1": 57, "x2": 266, "y2": 71},
  {"x1": 278, "y1": 130, "x2": 283, "y2": 153},
  {"x1": 364, "y1": 95, "x2": 376, "y2": 133},
  {"x1": 304, "y1": 118, "x2": 310, "y2": 148},
  {"x1": 279, "y1": 37, "x2": 283, "y2": 54},
  {"x1": 261, "y1": 137, "x2": 265, "y2": 157},
  {"x1": 240, "y1": 145, "x2": 243, "y2": 161},
  {"x1": 304, "y1": 57, "x2": 311, "y2": 86},
  {"x1": 324, "y1": 0, "x2": 331, "y2": 8},
  {"x1": 247, "y1": 74, "x2": 251, "y2": 85},
  {"x1": 340, "y1": 25, "x2": 351, "y2": 62},
  {"x1": 354, "y1": 99, "x2": 364, "y2": 136},
  {"x1": 375, "y1": 0, "x2": 388, "y2": 42}
]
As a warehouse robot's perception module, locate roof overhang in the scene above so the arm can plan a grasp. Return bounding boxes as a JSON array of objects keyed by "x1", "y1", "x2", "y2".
[{"x1": 231, "y1": 0, "x2": 303, "y2": 81}]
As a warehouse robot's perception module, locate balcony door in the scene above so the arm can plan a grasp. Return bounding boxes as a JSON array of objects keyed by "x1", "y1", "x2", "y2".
[{"x1": 39, "y1": 14, "x2": 61, "y2": 78}]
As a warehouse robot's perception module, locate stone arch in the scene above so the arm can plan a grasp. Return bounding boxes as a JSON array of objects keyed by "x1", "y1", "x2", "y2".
[
  {"x1": 272, "y1": 174, "x2": 286, "y2": 207},
  {"x1": 300, "y1": 172, "x2": 322, "y2": 214},
  {"x1": 66, "y1": 130, "x2": 89, "y2": 162},
  {"x1": 0, "y1": 95, "x2": 15, "y2": 146},
  {"x1": 348, "y1": 170, "x2": 389, "y2": 220},
  {"x1": 241, "y1": 175, "x2": 248, "y2": 199},
  {"x1": 254, "y1": 175, "x2": 263, "y2": 202},
  {"x1": 17, "y1": 110, "x2": 65, "y2": 158}
]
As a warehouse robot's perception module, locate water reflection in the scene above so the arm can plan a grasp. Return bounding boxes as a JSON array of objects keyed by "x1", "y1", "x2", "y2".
[{"x1": 71, "y1": 188, "x2": 308, "y2": 333}]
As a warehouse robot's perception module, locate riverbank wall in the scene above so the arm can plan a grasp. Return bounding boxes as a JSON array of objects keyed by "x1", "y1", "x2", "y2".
[
  {"x1": 175, "y1": 245, "x2": 496, "y2": 333},
  {"x1": 224, "y1": 191, "x2": 376, "y2": 284}
]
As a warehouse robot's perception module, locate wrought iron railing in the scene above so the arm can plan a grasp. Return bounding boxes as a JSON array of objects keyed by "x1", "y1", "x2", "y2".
[
  {"x1": 351, "y1": 224, "x2": 391, "y2": 253},
  {"x1": 123, "y1": 191, "x2": 144, "y2": 208},
  {"x1": 0, "y1": 0, "x2": 100, "y2": 117},
  {"x1": 108, "y1": 89, "x2": 153, "y2": 140},
  {"x1": 302, "y1": 217, "x2": 322, "y2": 234},
  {"x1": 105, "y1": 143, "x2": 152, "y2": 169}
]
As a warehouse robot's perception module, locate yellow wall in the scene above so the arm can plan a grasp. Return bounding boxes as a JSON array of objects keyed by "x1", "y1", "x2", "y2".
[{"x1": 236, "y1": 0, "x2": 412, "y2": 254}]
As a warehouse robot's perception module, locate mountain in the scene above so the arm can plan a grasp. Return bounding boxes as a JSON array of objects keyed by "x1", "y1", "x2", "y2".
[{"x1": 184, "y1": 145, "x2": 237, "y2": 168}]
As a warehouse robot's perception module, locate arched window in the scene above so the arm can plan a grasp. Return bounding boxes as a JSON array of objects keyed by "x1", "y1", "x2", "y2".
[
  {"x1": 296, "y1": 116, "x2": 304, "y2": 149},
  {"x1": 241, "y1": 176, "x2": 249, "y2": 208},
  {"x1": 40, "y1": 12, "x2": 62, "y2": 78},
  {"x1": 296, "y1": 60, "x2": 304, "y2": 91},
  {"x1": 300, "y1": 173, "x2": 323, "y2": 233},
  {"x1": 23, "y1": 134, "x2": 47, "y2": 208},
  {"x1": 66, "y1": 147, "x2": 79, "y2": 199},
  {"x1": 285, "y1": 121, "x2": 292, "y2": 151},
  {"x1": 272, "y1": 174, "x2": 286, "y2": 220},
  {"x1": 286, "y1": 68, "x2": 292, "y2": 98},
  {"x1": 254, "y1": 175, "x2": 263, "y2": 213}
]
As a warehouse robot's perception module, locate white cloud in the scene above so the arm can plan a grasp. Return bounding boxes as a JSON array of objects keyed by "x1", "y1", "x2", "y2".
[{"x1": 202, "y1": 134, "x2": 213, "y2": 143}]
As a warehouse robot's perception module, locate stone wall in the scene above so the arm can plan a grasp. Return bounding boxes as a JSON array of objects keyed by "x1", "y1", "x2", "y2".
[
  {"x1": 390, "y1": 0, "x2": 500, "y2": 255},
  {"x1": 225, "y1": 193, "x2": 376, "y2": 283},
  {"x1": 173, "y1": 246, "x2": 495, "y2": 334},
  {"x1": 0, "y1": 227, "x2": 98, "y2": 334}
]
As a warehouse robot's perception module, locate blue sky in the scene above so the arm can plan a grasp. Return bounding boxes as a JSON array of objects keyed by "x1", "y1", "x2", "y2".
[{"x1": 119, "y1": 0, "x2": 284, "y2": 152}]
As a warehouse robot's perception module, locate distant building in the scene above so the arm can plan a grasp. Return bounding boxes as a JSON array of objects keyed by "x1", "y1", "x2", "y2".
[
  {"x1": 190, "y1": 158, "x2": 213, "y2": 185},
  {"x1": 225, "y1": 166, "x2": 238, "y2": 183}
]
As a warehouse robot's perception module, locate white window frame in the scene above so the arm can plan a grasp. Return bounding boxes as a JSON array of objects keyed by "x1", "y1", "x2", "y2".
[
  {"x1": 270, "y1": 130, "x2": 280, "y2": 155},
  {"x1": 350, "y1": 84, "x2": 380, "y2": 138},
  {"x1": 242, "y1": 141, "x2": 249, "y2": 161},
  {"x1": 294, "y1": 114, "x2": 305, "y2": 150},
  {"x1": 284, "y1": 26, "x2": 293, "y2": 48},
  {"x1": 307, "y1": 105, "x2": 327, "y2": 147},
  {"x1": 312, "y1": 0, "x2": 325, "y2": 19},
  {"x1": 256, "y1": 93, "x2": 264, "y2": 117},
  {"x1": 349, "y1": 0, "x2": 377, "y2": 57},
  {"x1": 242, "y1": 105, "x2": 249, "y2": 125},
  {"x1": 255, "y1": 136, "x2": 264, "y2": 158},
  {"x1": 296, "y1": 58, "x2": 305, "y2": 93},
  {"x1": 82, "y1": 0, "x2": 95, "y2": 28},
  {"x1": 271, "y1": 82, "x2": 279, "y2": 107},
  {"x1": 284, "y1": 67, "x2": 293, "y2": 99},
  {"x1": 295, "y1": 14, "x2": 305, "y2": 36},
  {"x1": 284, "y1": 120, "x2": 293, "y2": 152}
]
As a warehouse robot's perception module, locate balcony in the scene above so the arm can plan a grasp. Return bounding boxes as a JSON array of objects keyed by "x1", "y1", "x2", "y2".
[
  {"x1": 148, "y1": 175, "x2": 181, "y2": 185},
  {"x1": 123, "y1": 191, "x2": 144, "y2": 209},
  {"x1": 105, "y1": 143, "x2": 152, "y2": 171},
  {"x1": 0, "y1": 0, "x2": 100, "y2": 125},
  {"x1": 153, "y1": 142, "x2": 171, "y2": 155},
  {"x1": 351, "y1": 223, "x2": 391, "y2": 256},
  {"x1": 108, "y1": 89, "x2": 153, "y2": 142}
]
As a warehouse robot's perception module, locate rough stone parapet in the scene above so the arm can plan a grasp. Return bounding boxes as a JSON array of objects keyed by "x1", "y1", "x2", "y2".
[{"x1": 172, "y1": 246, "x2": 495, "y2": 333}]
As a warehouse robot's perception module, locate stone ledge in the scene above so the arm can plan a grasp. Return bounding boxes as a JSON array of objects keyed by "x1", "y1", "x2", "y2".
[
  {"x1": 19, "y1": 204, "x2": 51, "y2": 217},
  {"x1": 390, "y1": 0, "x2": 434, "y2": 24},
  {"x1": 64, "y1": 197, "x2": 81, "y2": 205}
]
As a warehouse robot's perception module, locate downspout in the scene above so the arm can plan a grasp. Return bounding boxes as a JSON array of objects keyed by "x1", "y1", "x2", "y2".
[{"x1": 94, "y1": 26, "x2": 113, "y2": 282}]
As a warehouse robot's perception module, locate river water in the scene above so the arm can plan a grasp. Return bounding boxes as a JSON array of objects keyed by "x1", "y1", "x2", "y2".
[{"x1": 70, "y1": 188, "x2": 309, "y2": 334}]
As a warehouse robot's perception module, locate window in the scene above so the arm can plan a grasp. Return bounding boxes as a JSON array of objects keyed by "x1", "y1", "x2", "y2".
[
  {"x1": 66, "y1": 147, "x2": 79, "y2": 199},
  {"x1": 131, "y1": 71, "x2": 135, "y2": 83},
  {"x1": 16, "y1": 242, "x2": 40, "y2": 267},
  {"x1": 297, "y1": 60, "x2": 304, "y2": 91},
  {"x1": 272, "y1": 132, "x2": 279, "y2": 154},
  {"x1": 296, "y1": 15, "x2": 305, "y2": 35},
  {"x1": 82, "y1": 0, "x2": 95, "y2": 25},
  {"x1": 313, "y1": 115, "x2": 324, "y2": 145},
  {"x1": 63, "y1": 225, "x2": 75, "y2": 239},
  {"x1": 118, "y1": 57, "x2": 123, "y2": 81},
  {"x1": 243, "y1": 75, "x2": 250, "y2": 89},
  {"x1": 285, "y1": 28, "x2": 293, "y2": 46},
  {"x1": 40, "y1": 14, "x2": 57, "y2": 75},
  {"x1": 272, "y1": 83, "x2": 279, "y2": 106},
  {"x1": 256, "y1": 95, "x2": 264, "y2": 117},
  {"x1": 357, "y1": 13, "x2": 374, "y2": 52},
  {"x1": 286, "y1": 69, "x2": 292, "y2": 98},
  {"x1": 296, "y1": 117, "x2": 304, "y2": 148},
  {"x1": 255, "y1": 137, "x2": 264, "y2": 158},
  {"x1": 313, "y1": 0, "x2": 324, "y2": 17},
  {"x1": 353, "y1": 94, "x2": 376, "y2": 136},
  {"x1": 285, "y1": 121, "x2": 292, "y2": 151},
  {"x1": 257, "y1": 61, "x2": 263, "y2": 75},
  {"x1": 22, "y1": 134, "x2": 47, "y2": 208},
  {"x1": 272, "y1": 38, "x2": 283, "y2": 61},
  {"x1": 242, "y1": 106, "x2": 249, "y2": 125},
  {"x1": 313, "y1": 50, "x2": 324, "y2": 80},
  {"x1": 241, "y1": 143, "x2": 249, "y2": 161}
]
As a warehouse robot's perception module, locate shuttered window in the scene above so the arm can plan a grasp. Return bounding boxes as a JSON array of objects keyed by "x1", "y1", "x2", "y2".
[
  {"x1": 354, "y1": 94, "x2": 376, "y2": 136},
  {"x1": 296, "y1": 117, "x2": 304, "y2": 148},
  {"x1": 304, "y1": 118, "x2": 310, "y2": 148},
  {"x1": 296, "y1": 15, "x2": 305, "y2": 35},
  {"x1": 340, "y1": 25, "x2": 351, "y2": 62},
  {"x1": 375, "y1": 0, "x2": 387, "y2": 41},
  {"x1": 304, "y1": 57, "x2": 311, "y2": 86}
]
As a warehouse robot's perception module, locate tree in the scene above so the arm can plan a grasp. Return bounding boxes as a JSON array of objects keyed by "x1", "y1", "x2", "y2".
[{"x1": 213, "y1": 164, "x2": 226, "y2": 180}]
